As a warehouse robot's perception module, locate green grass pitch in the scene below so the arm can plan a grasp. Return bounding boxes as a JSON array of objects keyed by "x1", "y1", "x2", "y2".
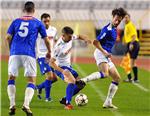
[{"x1": 1, "y1": 61, "x2": 150, "y2": 116}]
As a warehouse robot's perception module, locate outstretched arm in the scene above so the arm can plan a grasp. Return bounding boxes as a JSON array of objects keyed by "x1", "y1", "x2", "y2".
[{"x1": 77, "y1": 34, "x2": 92, "y2": 44}]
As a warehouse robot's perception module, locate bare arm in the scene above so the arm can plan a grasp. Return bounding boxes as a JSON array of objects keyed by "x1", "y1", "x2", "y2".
[
  {"x1": 44, "y1": 37, "x2": 51, "y2": 59},
  {"x1": 50, "y1": 58, "x2": 64, "y2": 73},
  {"x1": 6, "y1": 34, "x2": 12, "y2": 50},
  {"x1": 93, "y1": 40, "x2": 111, "y2": 58},
  {"x1": 77, "y1": 34, "x2": 92, "y2": 44}
]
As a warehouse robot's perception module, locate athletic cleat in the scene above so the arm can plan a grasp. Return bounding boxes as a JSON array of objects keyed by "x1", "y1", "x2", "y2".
[
  {"x1": 103, "y1": 104, "x2": 118, "y2": 109},
  {"x1": 22, "y1": 106, "x2": 33, "y2": 116},
  {"x1": 9, "y1": 106, "x2": 16, "y2": 116},
  {"x1": 45, "y1": 97, "x2": 53, "y2": 102},
  {"x1": 123, "y1": 79, "x2": 133, "y2": 83},
  {"x1": 64, "y1": 104, "x2": 73, "y2": 110},
  {"x1": 36, "y1": 85, "x2": 42, "y2": 99},
  {"x1": 59, "y1": 97, "x2": 66, "y2": 105},
  {"x1": 133, "y1": 79, "x2": 139, "y2": 83}
]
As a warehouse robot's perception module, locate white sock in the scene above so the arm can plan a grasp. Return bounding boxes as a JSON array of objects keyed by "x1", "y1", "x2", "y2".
[
  {"x1": 23, "y1": 87, "x2": 34, "y2": 109},
  {"x1": 81, "y1": 72, "x2": 104, "y2": 83},
  {"x1": 7, "y1": 85, "x2": 16, "y2": 109},
  {"x1": 105, "y1": 83, "x2": 118, "y2": 104}
]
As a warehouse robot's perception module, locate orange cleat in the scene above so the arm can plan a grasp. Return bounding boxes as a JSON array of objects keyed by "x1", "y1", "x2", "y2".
[{"x1": 64, "y1": 104, "x2": 73, "y2": 110}]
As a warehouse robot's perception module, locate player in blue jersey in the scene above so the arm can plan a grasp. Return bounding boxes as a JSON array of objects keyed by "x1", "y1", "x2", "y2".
[
  {"x1": 6, "y1": 2, "x2": 51, "y2": 116},
  {"x1": 82, "y1": 8, "x2": 127, "y2": 109}
]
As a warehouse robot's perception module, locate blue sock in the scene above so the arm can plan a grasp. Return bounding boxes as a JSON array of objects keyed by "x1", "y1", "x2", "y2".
[
  {"x1": 66, "y1": 83, "x2": 74, "y2": 104},
  {"x1": 27, "y1": 83, "x2": 35, "y2": 89},
  {"x1": 72, "y1": 84, "x2": 81, "y2": 96},
  {"x1": 44, "y1": 80, "x2": 52, "y2": 99},
  {"x1": 8, "y1": 80, "x2": 15, "y2": 85},
  {"x1": 37, "y1": 81, "x2": 45, "y2": 89}
]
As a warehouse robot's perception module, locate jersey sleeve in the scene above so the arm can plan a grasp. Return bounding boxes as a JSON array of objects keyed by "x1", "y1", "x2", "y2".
[
  {"x1": 39, "y1": 22, "x2": 47, "y2": 39},
  {"x1": 7, "y1": 20, "x2": 15, "y2": 36},
  {"x1": 96, "y1": 28, "x2": 107, "y2": 41},
  {"x1": 72, "y1": 34, "x2": 78, "y2": 40}
]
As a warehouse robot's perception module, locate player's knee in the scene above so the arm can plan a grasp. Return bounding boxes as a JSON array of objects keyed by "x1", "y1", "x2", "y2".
[
  {"x1": 103, "y1": 72, "x2": 109, "y2": 78},
  {"x1": 8, "y1": 75, "x2": 16, "y2": 80},
  {"x1": 114, "y1": 75, "x2": 121, "y2": 83},
  {"x1": 65, "y1": 76, "x2": 75, "y2": 84}
]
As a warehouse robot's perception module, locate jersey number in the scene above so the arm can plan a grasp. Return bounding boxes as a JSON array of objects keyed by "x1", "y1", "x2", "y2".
[{"x1": 18, "y1": 22, "x2": 29, "y2": 37}]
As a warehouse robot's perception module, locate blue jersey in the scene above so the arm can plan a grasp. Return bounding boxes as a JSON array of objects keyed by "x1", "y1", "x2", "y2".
[
  {"x1": 7, "y1": 16, "x2": 47, "y2": 58},
  {"x1": 97, "y1": 23, "x2": 117, "y2": 53}
]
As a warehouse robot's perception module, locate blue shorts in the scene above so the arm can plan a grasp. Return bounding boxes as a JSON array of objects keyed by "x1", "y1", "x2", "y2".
[
  {"x1": 37, "y1": 57, "x2": 54, "y2": 75},
  {"x1": 54, "y1": 66, "x2": 79, "y2": 80}
]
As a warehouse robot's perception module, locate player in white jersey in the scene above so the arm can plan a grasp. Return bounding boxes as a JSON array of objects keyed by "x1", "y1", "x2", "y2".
[
  {"x1": 36, "y1": 13, "x2": 58, "y2": 102},
  {"x1": 50, "y1": 26, "x2": 91, "y2": 110}
]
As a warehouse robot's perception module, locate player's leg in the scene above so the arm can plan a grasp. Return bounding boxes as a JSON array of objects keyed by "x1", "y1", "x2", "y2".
[
  {"x1": 22, "y1": 56, "x2": 37, "y2": 115},
  {"x1": 130, "y1": 41, "x2": 140, "y2": 82},
  {"x1": 81, "y1": 62, "x2": 108, "y2": 83},
  {"x1": 59, "y1": 67, "x2": 86, "y2": 105},
  {"x1": 103, "y1": 64, "x2": 120, "y2": 109},
  {"x1": 22, "y1": 77, "x2": 36, "y2": 116},
  {"x1": 36, "y1": 58, "x2": 58, "y2": 100},
  {"x1": 55, "y1": 68, "x2": 75, "y2": 110},
  {"x1": 44, "y1": 71, "x2": 57, "y2": 102},
  {"x1": 63, "y1": 70, "x2": 76, "y2": 110},
  {"x1": 7, "y1": 76, "x2": 16, "y2": 115},
  {"x1": 7, "y1": 55, "x2": 20, "y2": 115}
]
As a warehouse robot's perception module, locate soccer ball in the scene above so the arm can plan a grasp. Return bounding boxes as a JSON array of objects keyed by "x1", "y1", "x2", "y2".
[{"x1": 75, "y1": 93, "x2": 88, "y2": 106}]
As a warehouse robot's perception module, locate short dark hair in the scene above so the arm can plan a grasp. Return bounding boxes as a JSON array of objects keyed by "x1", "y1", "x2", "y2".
[
  {"x1": 126, "y1": 13, "x2": 131, "y2": 18},
  {"x1": 62, "y1": 26, "x2": 74, "y2": 34},
  {"x1": 112, "y1": 7, "x2": 127, "y2": 18},
  {"x1": 23, "y1": 1, "x2": 35, "y2": 13},
  {"x1": 41, "y1": 13, "x2": 51, "y2": 20}
]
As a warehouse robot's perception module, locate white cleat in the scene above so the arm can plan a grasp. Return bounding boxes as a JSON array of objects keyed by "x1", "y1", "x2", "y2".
[
  {"x1": 103, "y1": 104, "x2": 118, "y2": 109},
  {"x1": 103, "y1": 99, "x2": 118, "y2": 109}
]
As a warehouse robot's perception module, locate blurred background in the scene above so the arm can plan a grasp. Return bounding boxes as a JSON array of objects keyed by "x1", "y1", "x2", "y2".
[{"x1": 1, "y1": 0, "x2": 150, "y2": 59}]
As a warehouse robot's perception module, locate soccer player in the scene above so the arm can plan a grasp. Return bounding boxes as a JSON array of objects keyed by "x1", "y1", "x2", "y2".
[
  {"x1": 36, "y1": 13, "x2": 58, "y2": 102},
  {"x1": 123, "y1": 13, "x2": 140, "y2": 83},
  {"x1": 50, "y1": 26, "x2": 91, "y2": 110},
  {"x1": 6, "y1": 2, "x2": 51, "y2": 116},
  {"x1": 81, "y1": 8, "x2": 127, "y2": 109}
]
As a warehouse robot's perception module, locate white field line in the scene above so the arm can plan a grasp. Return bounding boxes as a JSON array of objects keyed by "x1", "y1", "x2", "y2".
[
  {"x1": 74, "y1": 64, "x2": 123, "y2": 116},
  {"x1": 133, "y1": 83, "x2": 149, "y2": 92}
]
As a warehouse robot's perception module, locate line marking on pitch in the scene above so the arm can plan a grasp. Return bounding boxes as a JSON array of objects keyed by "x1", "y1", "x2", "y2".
[
  {"x1": 133, "y1": 83, "x2": 149, "y2": 92},
  {"x1": 74, "y1": 64, "x2": 123, "y2": 116}
]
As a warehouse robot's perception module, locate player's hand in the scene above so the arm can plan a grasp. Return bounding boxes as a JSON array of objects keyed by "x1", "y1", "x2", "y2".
[
  {"x1": 46, "y1": 52, "x2": 51, "y2": 61},
  {"x1": 85, "y1": 39, "x2": 92, "y2": 44},
  {"x1": 103, "y1": 50, "x2": 112, "y2": 58},
  {"x1": 129, "y1": 43, "x2": 134, "y2": 51}
]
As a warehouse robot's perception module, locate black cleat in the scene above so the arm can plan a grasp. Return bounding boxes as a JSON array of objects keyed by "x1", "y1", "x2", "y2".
[
  {"x1": 9, "y1": 106, "x2": 16, "y2": 116},
  {"x1": 59, "y1": 97, "x2": 66, "y2": 105},
  {"x1": 22, "y1": 106, "x2": 33, "y2": 116}
]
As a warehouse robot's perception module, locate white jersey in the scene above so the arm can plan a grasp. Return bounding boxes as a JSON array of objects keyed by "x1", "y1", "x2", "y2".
[
  {"x1": 52, "y1": 35, "x2": 77, "y2": 67},
  {"x1": 36, "y1": 26, "x2": 57, "y2": 58}
]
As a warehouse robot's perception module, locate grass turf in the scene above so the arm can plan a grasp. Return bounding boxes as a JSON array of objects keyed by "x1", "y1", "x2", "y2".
[{"x1": 1, "y1": 61, "x2": 150, "y2": 116}]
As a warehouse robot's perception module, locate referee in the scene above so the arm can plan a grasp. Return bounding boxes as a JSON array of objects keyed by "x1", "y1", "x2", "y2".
[{"x1": 123, "y1": 13, "x2": 140, "y2": 83}]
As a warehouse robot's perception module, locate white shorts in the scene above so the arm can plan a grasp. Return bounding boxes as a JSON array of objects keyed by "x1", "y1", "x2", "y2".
[
  {"x1": 94, "y1": 49, "x2": 115, "y2": 69},
  {"x1": 8, "y1": 55, "x2": 37, "y2": 77}
]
